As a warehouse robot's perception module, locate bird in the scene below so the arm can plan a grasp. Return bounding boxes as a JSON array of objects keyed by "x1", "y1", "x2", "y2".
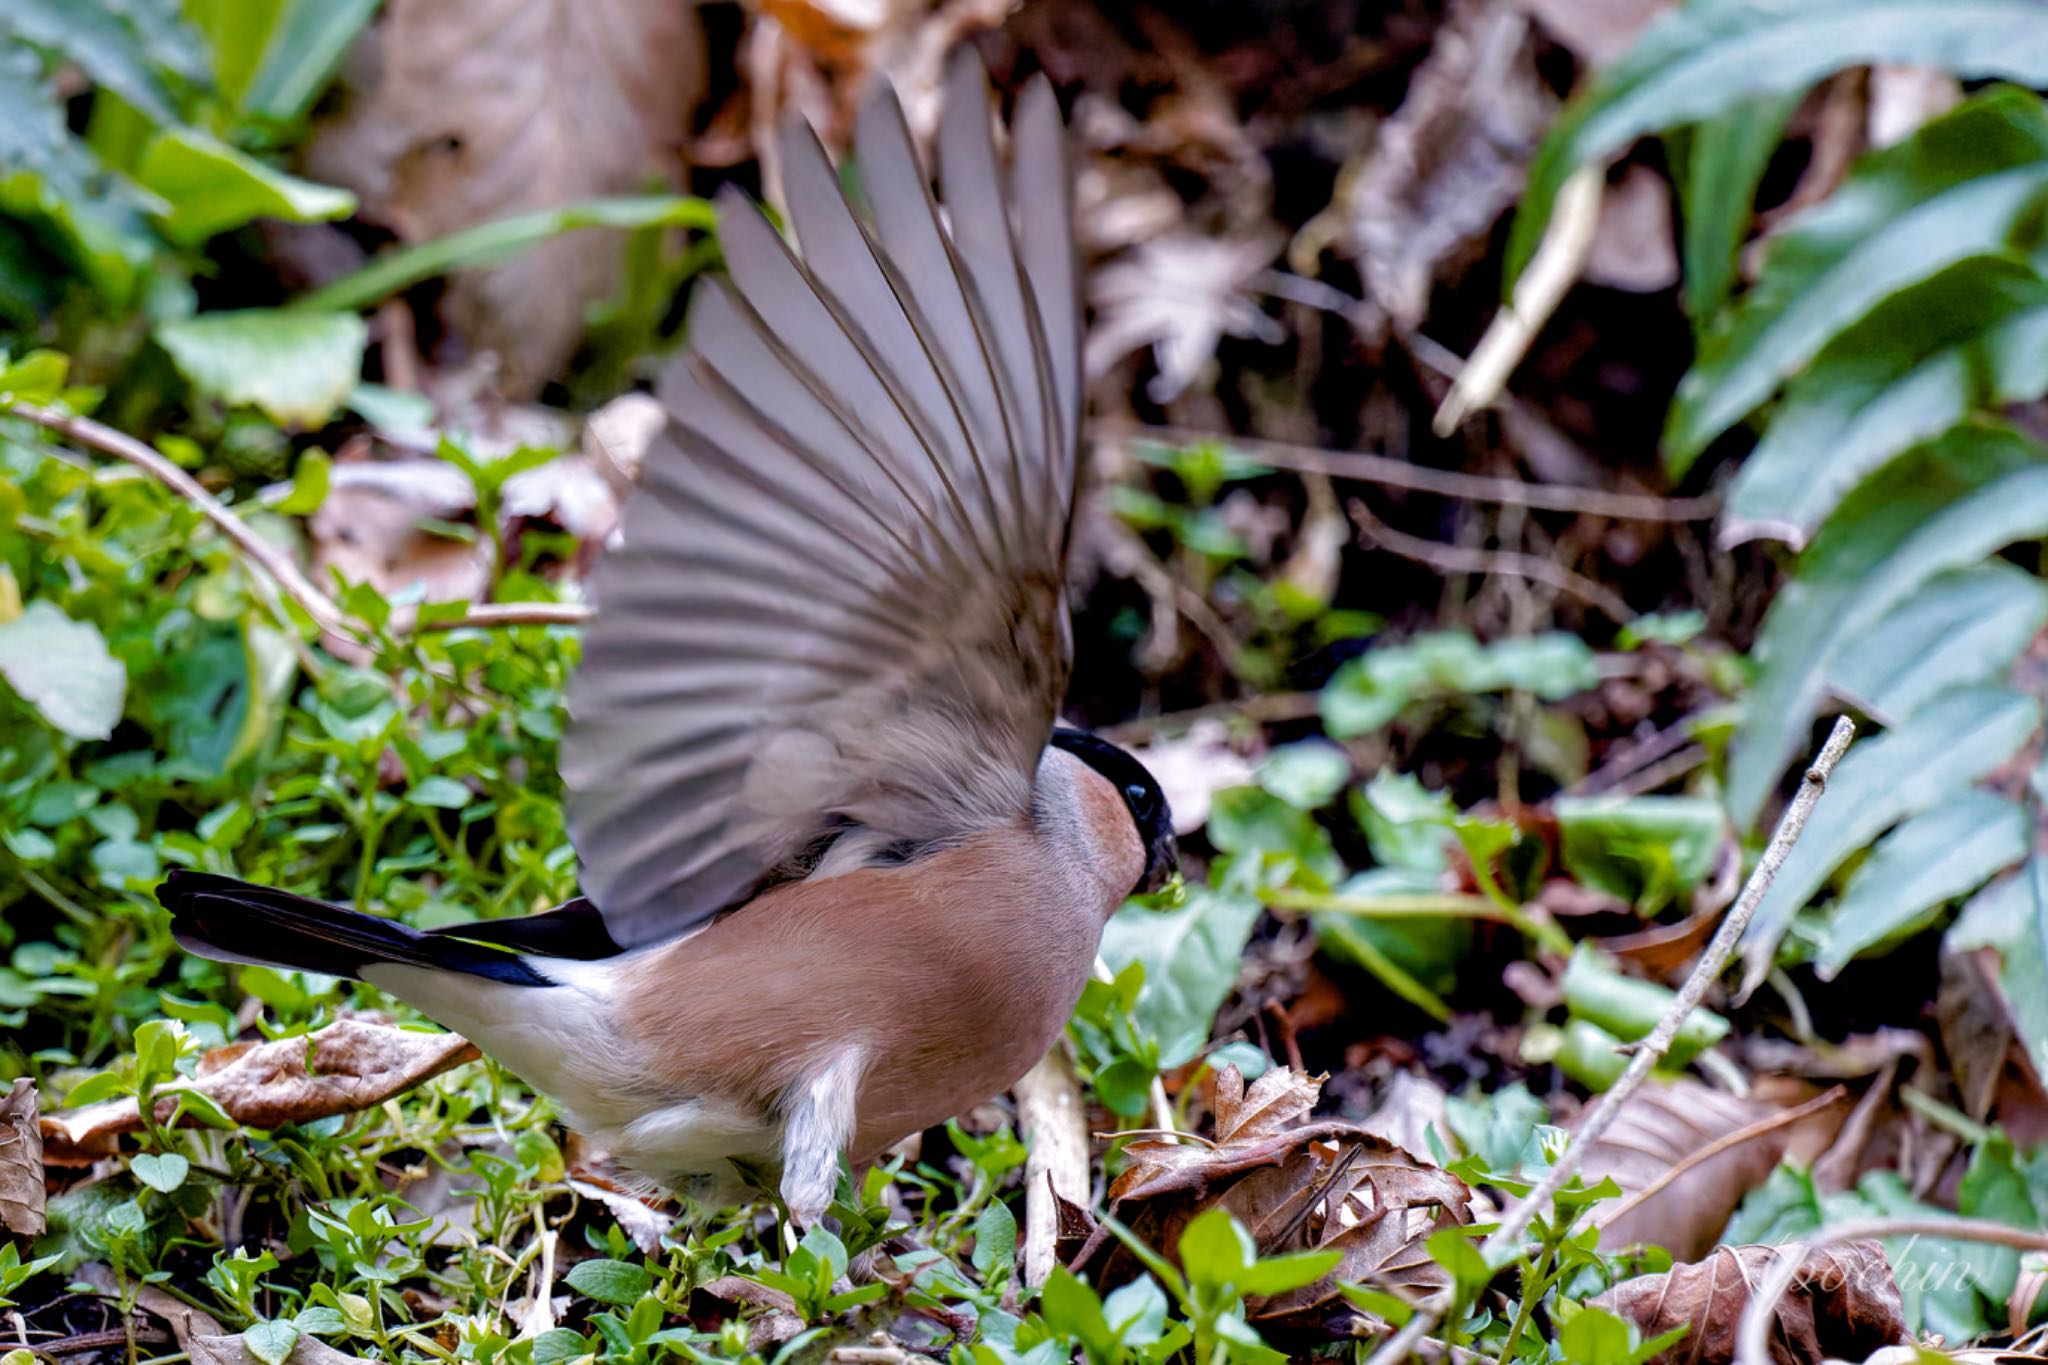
[{"x1": 156, "y1": 50, "x2": 1177, "y2": 1228}]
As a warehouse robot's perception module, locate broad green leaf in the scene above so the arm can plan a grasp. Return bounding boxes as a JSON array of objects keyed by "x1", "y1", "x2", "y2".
[
  {"x1": 1826, "y1": 564, "x2": 2048, "y2": 724},
  {"x1": 1811, "y1": 789, "x2": 2026, "y2": 978},
  {"x1": 0, "y1": 49, "x2": 158, "y2": 300},
  {"x1": 1553, "y1": 795, "x2": 1722, "y2": 909},
  {"x1": 970, "y1": 1200, "x2": 1016, "y2": 1279},
  {"x1": 1508, "y1": 0, "x2": 2048, "y2": 291},
  {"x1": 156, "y1": 308, "x2": 366, "y2": 425},
  {"x1": 1725, "y1": 257, "x2": 2048, "y2": 544},
  {"x1": 1255, "y1": 740, "x2": 1349, "y2": 810},
  {"x1": 0, "y1": 0, "x2": 189, "y2": 122},
  {"x1": 1739, "y1": 685, "x2": 2040, "y2": 996},
  {"x1": 1726, "y1": 423, "x2": 2048, "y2": 829},
  {"x1": 0, "y1": 601, "x2": 126, "y2": 739},
  {"x1": 243, "y1": 1320, "x2": 299, "y2": 1365},
  {"x1": 562, "y1": 1258, "x2": 650, "y2": 1306},
  {"x1": 1321, "y1": 630, "x2": 1599, "y2": 738},
  {"x1": 1561, "y1": 945, "x2": 1728, "y2": 1063},
  {"x1": 1834, "y1": 1172, "x2": 2006, "y2": 1339},
  {"x1": 1312, "y1": 866, "x2": 1472, "y2": 1016},
  {"x1": 405, "y1": 776, "x2": 473, "y2": 810},
  {"x1": 1177, "y1": 1209, "x2": 1253, "y2": 1285},
  {"x1": 1350, "y1": 772, "x2": 1458, "y2": 872},
  {"x1": 1949, "y1": 862, "x2": 2048, "y2": 1085},
  {"x1": 135, "y1": 127, "x2": 354, "y2": 245},
  {"x1": 1443, "y1": 1082, "x2": 1550, "y2": 1177},
  {"x1": 1099, "y1": 885, "x2": 1262, "y2": 1068},
  {"x1": 1558, "y1": 1304, "x2": 1638, "y2": 1365},
  {"x1": 241, "y1": 0, "x2": 380, "y2": 122},
  {"x1": 130, "y1": 1152, "x2": 189, "y2": 1193},
  {"x1": 1670, "y1": 89, "x2": 1802, "y2": 324},
  {"x1": 1670, "y1": 89, "x2": 2048, "y2": 472}
]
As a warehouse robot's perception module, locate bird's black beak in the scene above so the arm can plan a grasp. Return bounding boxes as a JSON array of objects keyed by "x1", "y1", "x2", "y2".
[{"x1": 1140, "y1": 829, "x2": 1179, "y2": 895}]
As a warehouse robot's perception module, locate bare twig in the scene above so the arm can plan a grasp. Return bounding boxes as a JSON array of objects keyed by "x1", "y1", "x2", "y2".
[
  {"x1": 10, "y1": 403, "x2": 352, "y2": 636},
  {"x1": 1101, "y1": 420, "x2": 1715, "y2": 522},
  {"x1": 1735, "y1": 1218, "x2": 2048, "y2": 1365},
  {"x1": 1365, "y1": 718, "x2": 1857, "y2": 1365},
  {"x1": 1347, "y1": 498, "x2": 1637, "y2": 623},
  {"x1": 10, "y1": 403, "x2": 592, "y2": 639}
]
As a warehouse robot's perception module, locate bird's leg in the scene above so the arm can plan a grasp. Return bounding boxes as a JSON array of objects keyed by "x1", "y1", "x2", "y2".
[{"x1": 778, "y1": 1048, "x2": 865, "y2": 1229}]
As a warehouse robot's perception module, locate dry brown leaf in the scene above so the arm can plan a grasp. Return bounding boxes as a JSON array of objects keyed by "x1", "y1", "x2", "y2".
[
  {"x1": 0, "y1": 1077, "x2": 45, "y2": 1237},
  {"x1": 1593, "y1": 1241, "x2": 1909, "y2": 1365},
  {"x1": 191, "y1": 1333, "x2": 375, "y2": 1365},
  {"x1": 78, "y1": 1264, "x2": 227, "y2": 1348},
  {"x1": 1082, "y1": 1067, "x2": 1471, "y2": 1330},
  {"x1": 1581, "y1": 1079, "x2": 1841, "y2": 1261},
  {"x1": 304, "y1": 0, "x2": 699, "y2": 392},
  {"x1": 42, "y1": 1019, "x2": 478, "y2": 1155},
  {"x1": 1347, "y1": 0, "x2": 1552, "y2": 336}
]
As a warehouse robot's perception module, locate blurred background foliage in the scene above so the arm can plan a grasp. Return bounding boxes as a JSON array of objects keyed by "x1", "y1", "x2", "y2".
[{"x1": 11, "y1": 0, "x2": 2048, "y2": 1361}]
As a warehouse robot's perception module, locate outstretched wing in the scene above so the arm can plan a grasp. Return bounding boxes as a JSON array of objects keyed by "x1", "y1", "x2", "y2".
[{"x1": 561, "y1": 54, "x2": 1081, "y2": 949}]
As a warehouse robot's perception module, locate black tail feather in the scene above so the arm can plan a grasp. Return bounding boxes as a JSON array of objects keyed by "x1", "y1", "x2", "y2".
[{"x1": 159, "y1": 870, "x2": 552, "y2": 986}]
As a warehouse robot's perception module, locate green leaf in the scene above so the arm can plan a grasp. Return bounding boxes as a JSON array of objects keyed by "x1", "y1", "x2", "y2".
[
  {"x1": 156, "y1": 309, "x2": 366, "y2": 426},
  {"x1": 1726, "y1": 423, "x2": 2048, "y2": 829},
  {"x1": 1321, "y1": 631, "x2": 1599, "y2": 738},
  {"x1": 1561, "y1": 945, "x2": 1728, "y2": 1063},
  {"x1": 1553, "y1": 795, "x2": 1723, "y2": 909},
  {"x1": 243, "y1": 1320, "x2": 299, "y2": 1365},
  {"x1": 971, "y1": 1200, "x2": 1017, "y2": 1279},
  {"x1": 130, "y1": 1152, "x2": 189, "y2": 1193},
  {"x1": 1559, "y1": 1304, "x2": 1637, "y2": 1365},
  {"x1": 1740, "y1": 685, "x2": 2041, "y2": 995},
  {"x1": 274, "y1": 450, "x2": 331, "y2": 516},
  {"x1": 1255, "y1": 740, "x2": 1349, "y2": 811},
  {"x1": 1509, "y1": 1, "x2": 2048, "y2": 293},
  {"x1": 1443, "y1": 1082, "x2": 1550, "y2": 1177},
  {"x1": 1811, "y1": 789, "x2": 2027, "y2": 978},
  {"x1": 1825, "y1": 564, "x2": 2048, "y2": 724},
  {"x1": 1099, "y1": 885, "x2": 1263, "y2": 1068},
  {"x1": 405, "y1": 776, "x2": 473, "y2": 810},
  {"x1": 1671, "y1": 89, "x2": 1803, "y2": 324},
  {"x1": 1725, "y1": 257, "x2": 2048, "y2": 544},
  {"x1": 135, "y1": 127, "x2": 354, "y2": 245},
  {"x1": 1177, "y1": 1208, "x2": 1254, "y2": 1285},
  {"x1": 1669, "y1": 88, "x2": 2048, "y2": 473},
  {"x1": 0, "y1": 0, "x2": 185, "y2": 122},
  {"x1": 562, "y1": 1258, "x2": 650, "y2": 1306},
  {"x1": 298, "y1": 195, "x2": 720, "y2": 313},
  {"x1": 1233, "y1": 1249, "x2": 1342, "y2": 1298},
  {"x1": 0, "y1": 601, "x2": 126, "y2": 739}
]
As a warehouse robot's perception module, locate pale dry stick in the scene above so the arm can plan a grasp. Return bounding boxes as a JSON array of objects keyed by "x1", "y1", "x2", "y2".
[
  {"x1": 1346, "y1": 498, "x2": 1636, "y2": 623},
  {"x1": 11, "y1": 403, "x2": 591, "y2": 636},
  {"x1": 1364, "y1": 717, "x2": 1857, "y2": 1365},
  {"x1": 10, "y1": 402, "x2": 351, "y2": 636},
  {"x1": 1734, "y1": 1218, "x2": 2048, "y2": 1365},
  {"x1": 1596, "y1": 1086, "x2": 1848, "y2": 1230},
  {"x1": 1433, "y1": 165, "x2": 1604, "y2": 438},
  {"x1": 1100, "y1": 421, "x2": 1716, "y2": 523},
  {"x1": 1013, "y1": 1043, "x2": 1092, "y2": 1287}
]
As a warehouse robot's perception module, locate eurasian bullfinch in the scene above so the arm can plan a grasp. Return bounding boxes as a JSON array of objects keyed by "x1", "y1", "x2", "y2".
[{"x1": 158, "y1": 51, "x2": 1177, "y2": 1227}]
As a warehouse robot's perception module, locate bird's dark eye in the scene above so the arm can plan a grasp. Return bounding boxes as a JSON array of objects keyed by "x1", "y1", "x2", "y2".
[{"x1": 1125, "y1": 782, "x2": 1149, "y2": 806}]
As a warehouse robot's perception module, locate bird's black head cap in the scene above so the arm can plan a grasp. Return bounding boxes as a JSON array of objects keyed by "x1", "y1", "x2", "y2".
[{"x1": 1051, "y1": 727, "x2": 1178, "y2": 894}]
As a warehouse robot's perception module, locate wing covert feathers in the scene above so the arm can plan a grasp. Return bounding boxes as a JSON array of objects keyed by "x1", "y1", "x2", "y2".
[{"x1": 564, "y1": 55, "x2": 1080, "y2": 946}]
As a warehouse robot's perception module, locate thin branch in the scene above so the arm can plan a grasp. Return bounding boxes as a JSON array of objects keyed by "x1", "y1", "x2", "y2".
[
  {"x1": 10, "y1": 403, "x2": 591, "y2": 639},
  {"x1": 1735, "y1": 1218, "x2": 2048, "y2": 1365},
  {"x1": 10, "y1": 403, "x2": 351, "y2": 636},
  {"x1": 1365, "y1": 717, "x2": 1857, "y2": 1365},
  {"x1": 1014, "y1": 1044, "x2": 1092, "y2": 1287},
  {"x1": 1347, "y1": 498, "x2": 1637, "y2": 623},
  {"x1": 1100, "y1": 420, "x2": 1716, "y2": 522}
]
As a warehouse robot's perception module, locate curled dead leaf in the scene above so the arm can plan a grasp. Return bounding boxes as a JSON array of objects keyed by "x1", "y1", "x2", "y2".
[
  {"x1": 190, "y1": 1333, "x2": 375, "y2": 1365},
  {"x1": 1080, "y1": 1067, "x2": 1472, "y2": 1331},
  {"x1": 0, "y1": 1077, "x2": 45, "y2": 1237},
  {"x1": 1592, "y1": 1241, "x2": 1908, "y2": 1365},
  {"x1": 42, "y1": 1019, "x2": 478, "y2": 1157}
]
